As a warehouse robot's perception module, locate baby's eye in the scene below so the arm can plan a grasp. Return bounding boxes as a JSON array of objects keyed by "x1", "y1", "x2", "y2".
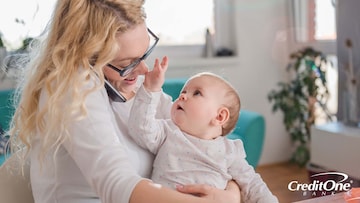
[{"x1": 193, "y1": 90, "x2": 202, "y2": 96}]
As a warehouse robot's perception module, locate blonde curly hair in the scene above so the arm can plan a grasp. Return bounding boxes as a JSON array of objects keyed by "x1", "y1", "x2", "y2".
[{"x1": 8, "y1": 0, "x2": 146, "y2": 165}]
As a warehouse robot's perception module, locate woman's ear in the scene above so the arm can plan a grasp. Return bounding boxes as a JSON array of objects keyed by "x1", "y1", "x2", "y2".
[{"x1": 212, "y1": 107, "x2": 230, "y2": 126}]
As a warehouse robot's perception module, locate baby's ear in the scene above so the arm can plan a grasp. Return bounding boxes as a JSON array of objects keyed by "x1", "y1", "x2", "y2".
[{"x1": 212, "y1": 107, "x2": 230, "y2": 126}]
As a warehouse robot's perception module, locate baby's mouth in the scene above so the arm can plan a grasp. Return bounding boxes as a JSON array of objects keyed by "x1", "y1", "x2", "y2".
[{"x1": 177, "y1": 104, "x2": 184, "y2": 111}]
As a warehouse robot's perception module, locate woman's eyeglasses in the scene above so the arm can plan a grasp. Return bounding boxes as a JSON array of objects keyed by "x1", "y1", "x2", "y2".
[{"x1": 107, "y1": 28, "x2": 159, "y2": 77}]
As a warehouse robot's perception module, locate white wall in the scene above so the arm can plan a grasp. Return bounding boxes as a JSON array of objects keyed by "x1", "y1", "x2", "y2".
[
  {"x1": 165, "y1": 0, "x2": 294, "y2": 166},
  {"x1": 234, "y1": 0, "x2": 293, "y2": 165}
]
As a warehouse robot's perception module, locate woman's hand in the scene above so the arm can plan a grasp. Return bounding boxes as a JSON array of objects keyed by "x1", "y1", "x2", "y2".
[
  {"x1": 144, "y1": 56, "x2": 168, "y2": 92},
  {"x1": 225, "y1": 180, "x2": 241, "y2": 202},
  {"x1": 176, "y1": 181, "x2": 241, "y2": 203}
]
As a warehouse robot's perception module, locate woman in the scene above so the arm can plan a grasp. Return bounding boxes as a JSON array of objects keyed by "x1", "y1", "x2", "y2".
[{"x1": 9, "y1": 0, "x2": 240, "y2": 202}]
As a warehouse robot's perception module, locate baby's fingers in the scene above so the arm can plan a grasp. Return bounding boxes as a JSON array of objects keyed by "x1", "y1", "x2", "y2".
[
  {"x1": 152, "y1": 58, "x2": 160, "y2": 73},
  {"x1": 160, "y1": 56, "x2": 169, "y2": 71}
]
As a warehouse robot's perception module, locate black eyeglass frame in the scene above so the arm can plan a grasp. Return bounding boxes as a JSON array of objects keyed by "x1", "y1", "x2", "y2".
[{"x1": 107, "y1": 28, "x2": 159, "y2": 77}]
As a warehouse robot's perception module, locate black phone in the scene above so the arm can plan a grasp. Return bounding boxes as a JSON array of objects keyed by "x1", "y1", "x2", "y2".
[{"x1": 104, "y1": 79, "x2": 127, "y2": 102}]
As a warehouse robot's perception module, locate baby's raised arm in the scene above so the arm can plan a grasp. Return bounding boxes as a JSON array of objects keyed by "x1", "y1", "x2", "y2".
[{"x1": 143, "y1": 56, "x2": 168, "y2": 92}]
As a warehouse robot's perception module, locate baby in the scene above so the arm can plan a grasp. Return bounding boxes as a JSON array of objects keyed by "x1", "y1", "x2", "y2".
[{"x1": 128, "y1": 61, "x2": 278, "y2": 202}]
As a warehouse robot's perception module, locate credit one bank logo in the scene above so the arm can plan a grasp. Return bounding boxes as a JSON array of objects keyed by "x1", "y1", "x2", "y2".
[{"x1": 288, "y1": 172, "x2": 354, "y2": 197}]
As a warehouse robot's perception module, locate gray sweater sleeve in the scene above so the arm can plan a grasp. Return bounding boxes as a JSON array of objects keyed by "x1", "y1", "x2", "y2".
[{"x1": 227, "y1": 140, "x2": 279, "y2": 203}]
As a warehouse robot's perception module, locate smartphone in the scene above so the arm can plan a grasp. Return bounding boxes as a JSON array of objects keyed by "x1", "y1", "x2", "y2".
[{"x1": 104, "y1": 79, "x2": 127, "y2": 102}]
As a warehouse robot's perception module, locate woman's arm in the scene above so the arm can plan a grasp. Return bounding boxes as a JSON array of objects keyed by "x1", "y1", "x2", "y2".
[{"x1": 130, "y1": 179, "x2": 240, "y2": 203}]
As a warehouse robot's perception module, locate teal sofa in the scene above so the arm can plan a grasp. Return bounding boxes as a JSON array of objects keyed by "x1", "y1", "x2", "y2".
[
  {"x1": 0, "y1": 89, "x2": 15, "y2": 166},
  {"x1": 162, "y1": 78, "x2": 265, "y2": 168}
]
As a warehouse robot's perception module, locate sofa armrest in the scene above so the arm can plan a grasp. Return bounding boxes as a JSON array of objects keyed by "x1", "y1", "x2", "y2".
[{"x1": 227, "y1": 110, "x2": 265, "y2": 168}]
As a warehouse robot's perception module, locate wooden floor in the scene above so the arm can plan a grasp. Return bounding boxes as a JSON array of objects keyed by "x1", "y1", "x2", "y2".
[{"x1": 256, "y1": 162, "x2": 312, "y2": 203}]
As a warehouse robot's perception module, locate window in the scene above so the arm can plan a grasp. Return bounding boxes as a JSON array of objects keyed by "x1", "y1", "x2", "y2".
[
  {"x1": 144, "y1": 0, "x2": 214, "y2": 46},
  {"x1": 145, "y1": 0, "x2": 236, "y2": 59},
  {"x1": 314, "y1": 0, "x2": 336, "y2": 40},
  {"x1": 291, "y1": 0, "x2": 338, "y2": 119},
  {"x1": 291, "y1": 0, "x2": 336, "y2": 57},
  {"x1": 0, "y1": 0, "x2": 56, "y2": 50},
  {"x1": 292, "y1": 0, "x2": 336, "y2": 43},
  {"x1": 0, "y1": 0, "x2": 234, "y2": 59}
]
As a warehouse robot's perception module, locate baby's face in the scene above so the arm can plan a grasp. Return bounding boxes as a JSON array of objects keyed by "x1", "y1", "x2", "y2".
[{"x1": 171, "y1": 75, "x2": 225, "y2": 139}]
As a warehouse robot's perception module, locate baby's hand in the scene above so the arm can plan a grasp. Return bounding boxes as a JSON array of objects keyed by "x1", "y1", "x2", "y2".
[{"x1": 144, "y1": 56, "x2": 168, "y2": 92}]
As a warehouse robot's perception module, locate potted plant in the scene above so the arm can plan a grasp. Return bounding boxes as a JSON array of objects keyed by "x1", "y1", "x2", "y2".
[{"x1": 267, "y1": 47, "x2": 332, "y2": 167}]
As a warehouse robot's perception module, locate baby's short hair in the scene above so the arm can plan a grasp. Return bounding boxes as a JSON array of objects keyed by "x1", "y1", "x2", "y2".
[{"x1": 189, "y1": 72, "x2": 241, "y2": 136}]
